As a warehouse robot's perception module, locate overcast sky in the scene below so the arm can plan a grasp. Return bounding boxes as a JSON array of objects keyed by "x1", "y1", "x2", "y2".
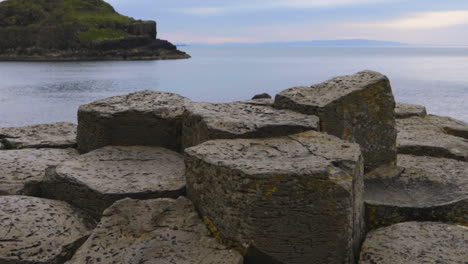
[{"x1": 44, "y1": 1, "x2": 468, "y2": 45}]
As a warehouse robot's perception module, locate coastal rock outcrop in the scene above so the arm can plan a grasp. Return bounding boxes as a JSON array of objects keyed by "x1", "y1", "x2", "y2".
[
  {"x1": 359, "y1": 222, "x2": 468, "y2": 264},
  {"x1": 395, "y1": 102, "x2": 427, "y2": 118},
  {"x1": 77, "y1": 90, "x2": 190, "y2": 153},
  {"x1": 397, "y1": 116, "x2": 468, "y2": 161},
  {"x1": 42, "y1": 146, "x2": 186, "y2": 219},
  {"x1": 185, "y1": 131, "x2": 364, "y2": 264},
  {"x1": 426, "y1": 114, "x2": 468, "y2": 139},
  {"x1": 0, "y1": 0, "x2": 189, "y2": 60},
  {"x1": 66, "y1": 197, "x2": 243, "y2": 264},
  {"x1": 275, "y1": 70, "x2": 397, "y2": 172},
  {"x1": 365, "y1": 154, "x2": 467, "y2": 230},
  {"x1": 0, "y1": 148, "x2": 78, "y2": 195},
  {"x1": 182, "y1": 101, "x2": 319, "y2": 149},
  {"x1": 0, "y1": 122, "x2": 77, "y2": 149},
  {"x1": 0, "y1": 196, "x2": 94, "y2": 264}
]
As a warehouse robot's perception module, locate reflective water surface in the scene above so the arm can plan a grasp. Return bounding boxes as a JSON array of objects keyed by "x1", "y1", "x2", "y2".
[{"x1": 1, "y1": 46, "x2": 467, "y2": 126}]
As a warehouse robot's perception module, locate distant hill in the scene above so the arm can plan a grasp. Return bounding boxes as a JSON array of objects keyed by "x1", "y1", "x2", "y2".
[
  {"x1": 191, "y1": 39, "x2": 407, "y2": 47},
  {"x1": 0, "y1": 0, "x2": 189, "y2": 60}
]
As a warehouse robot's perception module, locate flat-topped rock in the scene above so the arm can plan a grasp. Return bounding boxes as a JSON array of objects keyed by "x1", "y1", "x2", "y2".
[
  {"x1": 66, "y1": 197, "x2": 243, "y2": 264},
  {"x1": 182, "y1": 101, "x2": 319, "y2": 149},
  {"x1": 275, "y1": 70, "x2": 397, "y2": 172},
  {"x1": 0, "y1": 122, "x2": 77, "y2": 149},
  {"x1": 251, "y1": 93, "x2": 272, "y2": 100},
  {"x1": 0, "y1": 148, "x2": 78, "y2": 195},
  {"x1": 397, "y1": 117, "x2": 468, "y2": 161},
  {"x1": 77, "y1": 90, "x2": 190, "y2": 153},
  {"x1": 365, "y1": 155, "x2": 467, "y2": 230},
  {"x1": 359, "y1": 222, "x2": 468, "y2": 264},
  {"x1": 0, "y1": 196, "x2": 94, "y2": 264},
  {"x1": 395, "y1": 102, "x2": 427, "y2": 118},
  {"x1": 43, "y1": 146, "x2": 186, "y2": 219},
  {"x1": 185, "y1": 131, "x2": 364, "y2": 264},
  {"x1": 426, "y1": 114, "x2": 468, "y2": 139}
]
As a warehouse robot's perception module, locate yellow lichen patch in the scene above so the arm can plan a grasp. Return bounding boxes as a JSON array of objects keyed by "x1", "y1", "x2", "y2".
[
  {"x1": 264, "y1": 187, "x2": 279, "y2": 196},
  {"x1": 203, "y1": 216, "x2": 222, "y2": 242}
]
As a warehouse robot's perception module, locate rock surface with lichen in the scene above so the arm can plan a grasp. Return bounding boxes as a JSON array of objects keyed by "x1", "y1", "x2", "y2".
[
  {"x1": 275, "y1": 70, "x2": 397, "y2": 173},
  {"x1": 185, "y1": 131, "x2": 364, "y2": 264}
]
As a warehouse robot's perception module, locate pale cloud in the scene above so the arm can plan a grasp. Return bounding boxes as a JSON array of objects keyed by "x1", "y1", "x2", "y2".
[
  {"x1": 174, "y1": 0, "x2": 386, "y2": 15},
  {"x1": 355, "y1": 10, "x2": 468, "y2": 29}
]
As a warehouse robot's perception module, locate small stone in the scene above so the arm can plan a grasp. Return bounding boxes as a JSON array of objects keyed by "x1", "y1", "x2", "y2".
[
  {"x1": 77, "y1": 90, "x2": 190, "y2": 153},
  {"x1": 251, "y1": 93, "x2": 272, "y2": 100},
  {"x1": 397, "y1": 117, "x2": 468, "y2": 161},
  {"x1": 426, "y1": 114, "x2": 468, "y2": 139},
  {"x1": 185, "y1": 131, "x2": 364, "y2": 264},
  {"x1": 0, "y1": 148, "x2": 78, "y2": 195},
  {"x1": 0, "y1": 196, "x2": 94, "y2": 264},
  {"x1": 395, "y1": 102, "x2": 427, "y2": 118},
  {"x1": 275, "y1": 70, "x2": 397, "y2": 173},
  {"x1": 66, "y1": 197, "x2": 243, "y2": 264},
  {"x1": 43, "y1": 146, "x2": 186, "y2": 219},
  {"x1": 0, "y1": 122, "x2": 77, "y2": 149},
  {"x1": 182, "y1": 101, "x2": 319, "y2": 149},
  {"x1": 359, "y1": 222, "x2": 468, "y2": 264},
  {"x1": 365, "y1": 155, "x2": 467, "y2": 230}
]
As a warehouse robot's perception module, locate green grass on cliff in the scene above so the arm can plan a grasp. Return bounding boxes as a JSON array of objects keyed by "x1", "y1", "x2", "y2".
[{"x1": 0, "y1": 0, "x2": 135, "y2": 40}]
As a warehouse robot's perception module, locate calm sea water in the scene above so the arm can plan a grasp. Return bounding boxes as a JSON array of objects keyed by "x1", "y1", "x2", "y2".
[{"x1": 0, "y1": 46, "x2": 467, "y2": 126}]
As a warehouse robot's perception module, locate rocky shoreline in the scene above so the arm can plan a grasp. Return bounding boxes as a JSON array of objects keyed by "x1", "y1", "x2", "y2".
[{"x1": 0, "y1": 71, "x2": 466, "y2": 263}]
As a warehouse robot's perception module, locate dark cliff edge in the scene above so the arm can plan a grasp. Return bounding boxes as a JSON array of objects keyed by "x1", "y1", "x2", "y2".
[{"x1": 0, "y1": 0, "x2": 190, "y2": 61}]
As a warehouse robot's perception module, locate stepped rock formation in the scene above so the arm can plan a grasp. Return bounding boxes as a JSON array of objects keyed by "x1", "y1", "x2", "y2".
[
  {"x1": 0, "y1": 196, "x2": 94, "y2": 264},
  {"x1": 182, "y1": 101, "x2": 319, "y2": 149},
  {"x1": 77, "y1": 90, "x2": 190, "y2": 153},
  {"x1": 0, "y1": 0, "x2": 189, "y2": 60},
  {"x1": 42, "y1": 146, "x2": 186, "y2": 219},
  {"x1": 0, "y1": 122, "x2": 77, "y2": 149},
  {"x1": 360, "y1": 222, "x2": 468, "y2": 264},
  {"x1": 365, "y1": 155, "x2": 467, "y2": 229},
  {"x1": 0, "y1": 148, "x2": 78, "y2": 195},
  {"x1": 66, "y1": 197, "x2": 243, "y2": 264},
  {"x1": 1, "y1": 70, "x2": 466, "y2": 264},
  {"x1": 397, "y1": 116, "x2": 468, "y2": 161},
  {"x1": 185, "y1": 131, "x2": 364, "y2": 264},
  {"x1": 275, "y1": 70, "x2": 397, "y2": 173}
]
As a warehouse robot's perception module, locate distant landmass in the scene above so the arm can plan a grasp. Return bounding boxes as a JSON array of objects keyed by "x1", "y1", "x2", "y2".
[
  {"x1": 186, "y1": 39, "x2": 407, "y2": 47},
  {"x1": 0, "y1": 0, "x2": 189, "y2": 61}
]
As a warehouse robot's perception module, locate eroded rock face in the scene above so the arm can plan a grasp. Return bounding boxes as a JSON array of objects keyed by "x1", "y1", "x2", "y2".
[
  {"x1": 397, "y1": 117, "x2": 468, "y2": 161},
  {"x1": 0, "y1": 148, "x2": 78, "y2": 195},
  {"x1": 77, "y1": 90, "x2": 190, "y2": 153},
  {"x1": 395, "y1": 102, "x2": 427, "y2": 118},
  {"x1": 66, "y1": 197, "x2": 243, "y2": 264},
  {"x1": 275, "y1": 70, "x2": 397, "y2": 173},
  {"x1": 0, "y1": 122, "x2": 77, "y2": 149},
  {"x1": 426, "y1": 114, "x2": 468, "y2": 139},
  {"x1": 43, "y1": 146, "x2": 186, "y2": 219},
  {"x1": 365, "y1": 155, "x2": 467, "y2": 230},
  {"x1": 0, "y1": 196, "x2": 94, "y2": 264},
  {"x1": 359, "y1": 222, "x2": 468, "y2": 264},
  {"x1": 185, "y1": 131, "x2": 364, "y2": 264},
  {"x1": 182, "y1": 101, "x2": 319, "y2": 149}
]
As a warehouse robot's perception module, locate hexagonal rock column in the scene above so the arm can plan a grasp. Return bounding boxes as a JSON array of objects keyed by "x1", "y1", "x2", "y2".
[
  {"x1": 274, "y1": 70, "x2": 397, "y2": 173},
  {"x1": 42, "y1": 146, "x2": 186, "y2": 219},
  {"x1": 0, "y1": 148, "x2": 78, "y2": 195},
  {"x1": 365, "y1": 155, "x2": 467, "y2": 230},
  {"x1": 0, "y1": 196, "x2": 94, "y2": 264},
  {"x1": 77, "y1": 90, "x2": 190, "y2": 153},
  {"x1": 397, "y1": 117, "x2": 468, "y2": 161},
  {"x1": 182, "y1": 101, "x2": 319, "y2": 149},
  {"x1": 0, "y1": 122, "x2": 77, "y2": 149},
  {"x1": 395, "y1": 102, "x2": 427, "y2": 118},
  {"x1": 66, "y1": 197, "x2": 243, "y2": 264},
  {"x1": 185, "y1": 131, "x2": 364, "y2": 264},
  {"x1": 359, "y1": 222, "x2": 468, "y2": 264},
  {"x1": 426, "y1": 114, "x2": 468, "y2": 139}
]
